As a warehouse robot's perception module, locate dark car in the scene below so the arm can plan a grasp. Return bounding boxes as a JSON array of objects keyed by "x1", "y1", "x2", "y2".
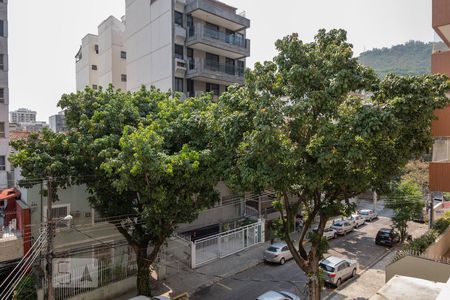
[{"x1": 375, "y1": 228, "x2": 399, "y2": 247}]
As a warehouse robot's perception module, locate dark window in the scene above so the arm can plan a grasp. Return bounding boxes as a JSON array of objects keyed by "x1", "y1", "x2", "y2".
[
  {"x1": 225, "y1": 29, "x2": 234, "y2": 44},
  {"x1": 187, "y1": 15, "x2": 194, "y2": 36},
  {"x1": 92, "y1": 84, "x2": 98, "y2": 90},
  {"x1": 175, "y1": 11, "x2": 183, "y2": 26},
  {"x1": 187, "y1": 47, "x2": 194, "y2": 69},
  {"x1": 187, "y1": 79, "x2": 194, "y2": 97},
  {"x1": 175, "y1": 44, "x2": 184, "y2": 59},
  {"x1": 121, "y1": 74, "x2": 127, "y2": 82},
  {"x1": 0, "y1": 20, "x2": 4, "y2": 37},
  {"x1": 205, "y1": 53, "x2": 219, "y2": 71},
  {"x1": 319, "y1": 263, "x2": 335, "y2": 273},
  {"x1": 205, "y1": 22, "x2": 220, "y2": 39},
  {"x1": 206, "y1": 83, "x2": 220, "y2": 96},
  {"x1": 92, "y1": 65, "x2": 97, "y2": 70},
  {"x1": 237, "y1": 60, "x2": 245, "y2": 76},
  {"x1": 0, "y1": 54, "x2": 4, "y2": 70},
  {"x1": 94, "y1": 44, "x2": 99, "y2": 54},
  {"x1": 0, "y1": 156, "x2": 5, "y2": 171},
  {"x1": 282, "y1": 246, "x2": 288, "y2": 252},
  {"x1": 0, "y1": 122, "x2": 5, "y2": 138},
  {"x1": 235, "y1": 32, "x2": 245, "y2": 47},
  {"x1": 225, "y1": 58, "x2": 235, "y2": 75},
  {"x1": 175, "y1": 77, "x2": 184, "y2": 92},
  {"x1": 0, "y1": 88, "x2": 4, "y2": 103},
  {"x1": 121, "y1": 51, "x2": 127, "y2": 59}
]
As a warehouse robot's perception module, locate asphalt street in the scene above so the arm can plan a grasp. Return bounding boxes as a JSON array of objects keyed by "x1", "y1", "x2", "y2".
[{"x1": 191, "y1": 216, "x2": 425, "y2": 300}]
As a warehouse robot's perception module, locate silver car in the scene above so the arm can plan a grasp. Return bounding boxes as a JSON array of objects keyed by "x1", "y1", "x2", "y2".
[
  {"x1": 330, "y1": 220, "x2": 353, "y2": 235},
  {"x1": 358, "y1": 209, "x2": 378, "y2": 222},
  {"x1": 346, "y1": 214, "x2": 365, "y2": 228},
  {"x1": 256, "y1": 290, "x2": 300, "y2": 300},
  {"x1": 319, "y1": 256, "x2": 359, "y2": 287},
  {"x1": 263, "y1": 242, "x2": 293, "y2": 265}
]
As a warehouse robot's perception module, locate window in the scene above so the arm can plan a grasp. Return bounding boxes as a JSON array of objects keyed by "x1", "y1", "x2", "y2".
[
  {"x1": 205, "y1": 52, "x2": 219, "y2": 71},
  {"x1": 282, "y1": 246, "x2": 288, "y2": 252},
  {"x1": 187, "y1": 15, "x2": 194, "y2": 36},
  {"x1": 187, "y1": 47, "x2": 194, "y2": 69},
  {"x1": 0, "y1": 54, "x2": 4, "y2": 70},
  {"x1": 92, "y1": 84, "x2": 98, "y2": 90},
  {"x1": 187, "y1": 79, "x2": 194, "y2": 97},
  {"x1": 44, "y1": 204, "x2": 70, "y2": 228},
  {"x1": 237, "y1": 60, "x2": 245, "y2": 76},
  {"x1": 0, "y1": 156, "x2": 5, "y2": 171},
  {"x1": 175, "y1": 77, "x2": 184, "y2": 92},
  {"x1": 225, "y1": 57, "x2": 235, "y2": 75},
  {"x1": 206, "y1": 83, "x2": 220, "y2": 96},
  {"x1": 121, "y1": 51, "x2": 127, "y2": 59},
  {"x1": 94, "y1": 44, "x2": 99, "y2": 54},
  {"x1": 0, "y1": 122, "x2": 4, "y2": 138},
  {"x1": 121, "y1": 74, "x2": 127, "y2": 82},
  {"x1": 0, "y1": 20, "x2": 4, "y2": 37},
  {"x1": 205, "y1": 22, "x2": 220, "y2": 39},
  {"x1": 0, "y1": 88, "x2": 4, "y2": 103},
  {"x1": 92, "y1": 65, "x2": 97, "y2": 70},
  {"x1": 174, "y1": 11, "x2": 183, "y2": 26},
  {"x1": 175, "y1": 44, "x2": 184, "y2": 59}
]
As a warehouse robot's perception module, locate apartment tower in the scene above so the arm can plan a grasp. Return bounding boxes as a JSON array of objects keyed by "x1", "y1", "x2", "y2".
[
  {"x1": 430, "y1": 0, "x2": 450, "y2": 196},
  {"x1": 76, "y1": 0, "x2": 250, "y2": 98},
  {"x1": 0, "y1": 0, "x2": 9, "y2": 189}
]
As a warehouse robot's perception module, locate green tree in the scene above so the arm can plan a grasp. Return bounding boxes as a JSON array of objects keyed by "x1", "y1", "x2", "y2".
[
  {"x1": 214, "y1": 29, "x2": 450, "y2": 299},
  {"x1": 385, "y1": 180, "x2": 424, "y2": 243},
  {"x1": 58, "y1": 87, "x2": 219, "y2": 296}
]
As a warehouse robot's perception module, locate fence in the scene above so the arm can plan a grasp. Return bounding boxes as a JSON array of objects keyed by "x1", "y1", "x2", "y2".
[
  {"x1": 43, "y1": 254, "x2": 137, "y2": 300},
  {"x1": 191, "y1": 219, "x2": 264, "y2": 268}
]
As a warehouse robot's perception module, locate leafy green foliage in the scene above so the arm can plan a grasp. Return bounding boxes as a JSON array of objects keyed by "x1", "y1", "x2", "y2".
[
  {"x1": 406, "y1": 213, "x2": 450, "y2": 253},
  {"x1": 13, "y1": 275, "x2": 37, "y2": 300},
  {"x1": 55, "y1": 86, "x2": 218, "y2": 296},
  {"x1": 214, "y1": 29, "x2": 450, "y2": 299},
  {"x1": 358, "y1": 41, "x2": 432, "y2": 78},
  {"x1": 385, "y1": 180, "x2": 424, "y2": 242}
]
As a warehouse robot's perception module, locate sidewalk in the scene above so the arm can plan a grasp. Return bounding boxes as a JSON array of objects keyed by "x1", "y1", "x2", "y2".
[{"x1": 116, "y1": 240, "x2": 271, "y2": 299}]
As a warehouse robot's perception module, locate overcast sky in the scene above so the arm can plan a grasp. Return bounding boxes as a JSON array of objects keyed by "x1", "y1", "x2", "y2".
[{"x1": 8, "y1": 0, "x2": 432, "y2": 121}]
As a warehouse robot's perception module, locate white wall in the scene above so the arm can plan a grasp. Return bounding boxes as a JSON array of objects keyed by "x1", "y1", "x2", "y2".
[
  {"x1": 0, "y1": 0, "x2": 9, "y2": 188},
  {"x1": 76, "y1": 34, "x2": 99, "y2": 91},
  {"x1": 125, "y1": 0, "x2": 173, "y2": 92}
]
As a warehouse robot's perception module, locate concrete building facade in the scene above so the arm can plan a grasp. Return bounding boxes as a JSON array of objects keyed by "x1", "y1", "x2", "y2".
[
  {"x1": 430, "y1": 0, "x2": 450, "y2": 193},
  {"x1": 9, "y1": 108, "x2": 36, "y2": 124},
  {"x1": 76, "y1": 0, "x2": 250, "y2": 98},
  {"x1": 49, "y1": 111, "x2": 66, "y2": 133},
  {"x1": 0, "y1": 0, "x2": 10, "y2": 190}
]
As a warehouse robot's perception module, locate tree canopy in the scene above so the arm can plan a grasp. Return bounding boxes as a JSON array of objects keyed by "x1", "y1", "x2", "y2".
[{"x1": 213, "y1": 29, "x2": 450, "y2": 299}]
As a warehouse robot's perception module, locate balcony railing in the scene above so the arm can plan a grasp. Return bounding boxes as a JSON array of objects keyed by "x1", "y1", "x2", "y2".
[
  {"x1": 188, "y1": 58, "x2": 244, "y2": 78},
  {"x1": 186, "y1": 0, "x2": 250, "y2": 29},
  {"x1": 187, "y1": 23, "x2": 250, "y2": 57}
]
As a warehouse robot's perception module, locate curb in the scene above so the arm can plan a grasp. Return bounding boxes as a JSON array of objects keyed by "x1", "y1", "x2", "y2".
[{"x1": 323, "y1": 248, "x2": 394, "y2": 300}]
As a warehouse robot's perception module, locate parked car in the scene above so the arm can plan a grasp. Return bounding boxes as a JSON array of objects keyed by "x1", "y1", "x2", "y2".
[
  {"x1": 256, "y1": 290, "x2": 300, "y2": 300},
  {"x1": 330, "y1": 220, "x2": 353, "y2": 235},
  {"x1": 310, "y1": 227, "x2": 338, "y2": 240},
  {"x1": 263, "y1": 242, "x2": 295, "y2": 265},
  {"x1": 319, "y1": 256, "x2": 358, "y2": 287},
  {"x1": 358, "y1": 209, "x2": 378, "y2": 222},
  {"x1": 346, "y1": 214, "x2": 365, "y2": 228},
  {"x1": 375, "y1": 228, "x2": 399, "y2": 247}
]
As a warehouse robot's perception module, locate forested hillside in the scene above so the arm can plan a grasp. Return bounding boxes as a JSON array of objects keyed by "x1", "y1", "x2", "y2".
[{"x1": 358, "y1": 41, "x2": 432, "y2": 77}]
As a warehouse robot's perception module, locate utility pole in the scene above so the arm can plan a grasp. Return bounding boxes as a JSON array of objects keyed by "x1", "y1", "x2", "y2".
[{"x1": 46, "y1": 177, "x2": 54, "y2": 300}]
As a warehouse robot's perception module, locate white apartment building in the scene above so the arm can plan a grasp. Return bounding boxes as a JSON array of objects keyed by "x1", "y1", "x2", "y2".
[
  {"x1": 76, "y1": 0, "x2": 250, "y2": 98},
  {"x1": 10, "y1": 108, "x2": 36, "y2": 123},
  {"x1": 0, "y1": 0, "x2": 10, "y2": 189}
]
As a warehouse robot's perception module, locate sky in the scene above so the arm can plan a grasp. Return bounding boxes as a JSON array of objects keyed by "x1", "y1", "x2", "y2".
[{"x1": 8, "y1": 0, "x2": 433, "y2": 122}]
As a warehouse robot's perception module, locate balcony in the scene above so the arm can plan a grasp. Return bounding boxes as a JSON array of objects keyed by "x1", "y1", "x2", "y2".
[
  {"x1": 433, "y1": 0, "x2": 450, "y2": 46},
  {"x1": 186, "y1": 58, "x2": 244, "y2": 85},
  {"x1": 187, "y1": 23, "x2": 250, "y2": 59},
  {"x1": 186, "y1": 0, "x2": 250, "y2": 31},
  {"x1": 175, "y1": 25, "x2": 186, "y2": 44}
]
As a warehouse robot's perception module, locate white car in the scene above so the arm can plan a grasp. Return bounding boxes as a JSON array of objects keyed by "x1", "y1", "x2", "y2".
[
  {"x1": 330, "y1": 220, "x2": 353, "y2": 235},
  {"x1": 346, "y1": 214, "x2": 365, "y2": 228},
  {"x1": 311, "y1": 227, "x2": 338, "y2": 240},
  {"x1": 358, "y1": 209, "x2": 378, "y2": 222},
  {"x1": 256, "y1": 290, "x2": 301, "y2": 300},
  {"x1": 319, "y1": 256, "x2": 359, "y2": 287}
]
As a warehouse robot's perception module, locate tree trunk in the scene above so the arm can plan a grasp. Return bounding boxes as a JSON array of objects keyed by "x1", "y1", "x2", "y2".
[
  {"x1": 309, "y1": 273, "x2": 321, "y2": 300},
  {"x1": 136, "y1": 247, "x2": 152, "y2": 296}
]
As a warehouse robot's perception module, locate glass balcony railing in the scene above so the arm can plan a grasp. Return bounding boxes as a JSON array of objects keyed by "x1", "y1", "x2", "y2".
[
  {"x1": 188, "y1": 24, "x2": 249, "y2": 49},
  {"x1": 187, "y1": 58, "x2": 244, "y2": 77}
]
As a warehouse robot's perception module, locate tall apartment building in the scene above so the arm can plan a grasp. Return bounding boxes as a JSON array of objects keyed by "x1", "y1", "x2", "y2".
[
  {"x1": 0, "y1": 0, "x2": 10, "y2": 189},
  {"x1": 76, "y1": 0, "x2": 250, "y2": 98},
  {"x1": 49, "y1": 111, "x2": 66, "y2": 133},
  {"x1": 10, "y1": 108, "x2": 37, "y2": 123},
  {"x1": 430, "y1": 0, "x2": 450, "y2": 195}
]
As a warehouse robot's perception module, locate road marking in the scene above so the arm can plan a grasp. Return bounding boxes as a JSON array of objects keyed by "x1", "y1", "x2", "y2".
[{"x1": 216, "y1": 282, "x2": 232, "y2": 291}]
